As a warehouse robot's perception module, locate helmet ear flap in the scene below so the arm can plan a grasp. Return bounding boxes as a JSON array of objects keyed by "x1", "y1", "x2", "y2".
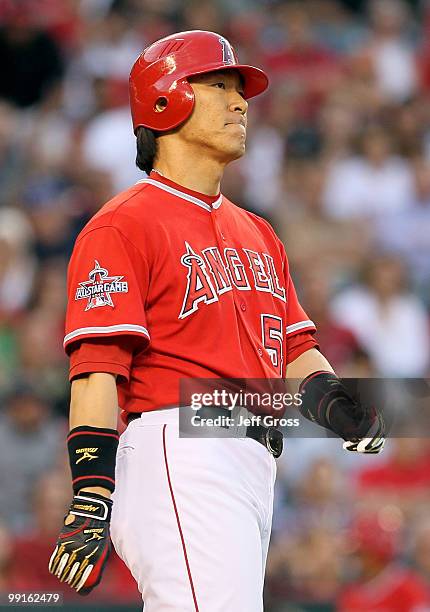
[
  {"x1": 131, "y1": 73, "x2": 195, "y2": 132},
  {"x1": 152, "y1": 79, "x2": 195, "y2": 131}
]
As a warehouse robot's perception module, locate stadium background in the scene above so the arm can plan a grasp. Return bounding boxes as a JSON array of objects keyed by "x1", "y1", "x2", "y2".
[{"x1": 0, "y1": 0, "x2": 430, "y2": 610}]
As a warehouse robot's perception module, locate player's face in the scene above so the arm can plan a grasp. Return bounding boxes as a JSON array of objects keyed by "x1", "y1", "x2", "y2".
[{"x1": 180, "y1": 70, "x2": 248, "y2": 162}]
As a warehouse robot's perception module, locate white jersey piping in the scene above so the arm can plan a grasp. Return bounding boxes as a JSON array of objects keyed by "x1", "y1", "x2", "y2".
[
  {"x1": 286, "y1": 320, "x2": 316, "y2": 335},
  {"x1": 136, "y1": 178, "x2": 223, "y2": 212},
  {"x1": 64, "y1": 324, "x2": 150, "y2": 346}
]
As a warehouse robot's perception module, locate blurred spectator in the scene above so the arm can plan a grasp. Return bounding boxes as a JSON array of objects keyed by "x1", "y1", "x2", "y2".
[
  {"x1": 0, "y1": 1, "x2": 64, "y2": 108},
  {"x1": 266, "y1": 524, "x2": 343, "y2": 605},
  {"x1": 391, "y1": 97, "x2": 425, "y2": 157},
  {"x1": 266, "y1": 458, "x2": 348, "y2": 605},
  {"x1": 319, "y1": 92, "x2": 361, "y2": 160},
  {"x1": 19, "y1": 83, "x2": 74, "y2": 172},
  {"x1": 289, "y1": 457, "x2": 351, "y2": 532},
  {"x1": 0, "y1": 207, "x2": 37, "y2": 391},
  {"x1": 262, "y1": 4, "x2": 341, "y2": 120},
  {"x1": 0, "y1": 520, "x2": 13, "y2": 592},
  {"x1": 365, "y1": 0, "x2": 418, "y2": 103},
  {"x1": 16, "y1": 259, "x2": 68, "y2": 403},
  {"x1": 298, "y1": 265, "x2": 366, "y2": 373},
  {"x1": 0, "y1": 207, "x2": 36, "y2": 318},
  {"x1": 77, "y1": 6, "x2": 143, "y2": 193},
  {"x1": 411, "y1": 518, "x2": 430, "y2": 584},
  {"x1": 337, "y1": 512, "x2": 430, "y2": 611},
  {"x1": 323, "y1": 125, "x2": 415, "y2": 219},
  {"x1": 275, "y1": 434, "x2": 383, "y2": 503},
  {"x1": 311, "y1": 0, "x2": 368, "y2": 54},
  {"x1": 181, "y1": 0, "x2": 226, "y2": 35},
  {"x1": 279, "y1": 159, "x2": 373, "y2": 283},
  {"x1": 374, "y1": 158, "x2": 430, "y2": 299},
  {"x1": 240, "y1": 121, "x2": 285, "y2": 215},
  {"x1": 27, "y1": 0, "x2": 85, "y2": 53},
  {"x1": 22, "y1": 178, "x2": 79, "y2": 261},
  {"x1": 81, "y1": 104, "x2": 141, "y2": 192},
  {"x1": 330, "y1": 254, "x2": 430, "y2": 376},
  {"x1": 80, "y1": 4, "x2": 142, "y2": 80},
  {"x1": 0, "y1": 101, "x2": 23, "y2": 203},
  {"x1": 355, "y1": 438, "x2": 430, "y2": 515},
  {"x1": 0, "y1": 386, "x2": 66, "y2": 531}
]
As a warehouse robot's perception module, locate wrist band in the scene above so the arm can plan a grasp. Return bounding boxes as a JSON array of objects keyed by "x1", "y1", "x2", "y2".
[
  {"x1": 298, "y1": 371, "x2": 373, "y2": 439},
  {"x1": 67, "y1": 426, "x2": 119, "y2": 494}
]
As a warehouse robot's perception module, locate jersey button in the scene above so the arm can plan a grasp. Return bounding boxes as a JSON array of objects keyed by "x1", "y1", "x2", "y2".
[
  {"x1": 257, "y1": 348, "x2": 263, "y2": 356},
  {"x1": 240, "y1": 302, "x2": 246, "y2": 311},
  {"x1": 221, "y1": 233, "x2": 226, "y2": 241}
]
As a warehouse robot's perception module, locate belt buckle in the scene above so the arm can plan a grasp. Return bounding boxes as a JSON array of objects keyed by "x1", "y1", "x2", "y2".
[{"x1": 265, "y1": 427, "x2": 283, "y2": 458}]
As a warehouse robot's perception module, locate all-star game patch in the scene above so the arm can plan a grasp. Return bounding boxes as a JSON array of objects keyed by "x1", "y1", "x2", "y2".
[{"x1": 75, "y1": 260, "x2": 128, "y2": 311}]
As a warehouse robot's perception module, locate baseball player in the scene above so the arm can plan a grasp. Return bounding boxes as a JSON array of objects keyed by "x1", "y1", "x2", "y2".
[{"x1": 48, "y1": 31, "x2": 385, "y2": 611}]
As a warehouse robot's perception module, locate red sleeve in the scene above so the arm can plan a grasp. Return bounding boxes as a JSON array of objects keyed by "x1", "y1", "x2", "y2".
[
  {"x1": 286, "y1": 331, "x2": 319, "y2": 364},
  {"x1": 69, "y1": 336, "x2": 139, "y2": 382},
  {"x1": 64, "y1": 225, "x2": 150, "y2": 355}
]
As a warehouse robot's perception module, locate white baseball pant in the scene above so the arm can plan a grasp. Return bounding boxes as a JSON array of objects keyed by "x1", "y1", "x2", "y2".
[{"x1": 110, "y1": 407, "x2": 276, "y2": 611}]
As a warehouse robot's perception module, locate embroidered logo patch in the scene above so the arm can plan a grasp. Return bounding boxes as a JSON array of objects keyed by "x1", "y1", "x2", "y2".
[{"x1": 75, "y1": 260, "x2": 128, "y2": 310}]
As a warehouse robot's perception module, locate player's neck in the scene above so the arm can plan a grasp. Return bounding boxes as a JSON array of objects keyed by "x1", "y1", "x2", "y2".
[{"x1": 153, "y1": 155, "x2": 223, "y2": 196}]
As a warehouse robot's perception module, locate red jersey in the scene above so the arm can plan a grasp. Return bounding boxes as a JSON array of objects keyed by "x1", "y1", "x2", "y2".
[{"x1": 65, "y1": 172, "x2": 316, "y2": 419}]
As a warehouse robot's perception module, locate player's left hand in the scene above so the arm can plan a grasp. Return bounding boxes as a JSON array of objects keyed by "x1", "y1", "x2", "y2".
[
  {"x1": 342, "y1": 412, "x2": 385, "y2": 454},
  {"x1": 48, "y1": 492, "x2": 112, "y2": 595}
]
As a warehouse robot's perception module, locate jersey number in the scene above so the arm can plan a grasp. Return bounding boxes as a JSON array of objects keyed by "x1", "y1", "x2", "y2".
[{"x1": 261, "y1": 314, "x2": 284, "y2": 376}]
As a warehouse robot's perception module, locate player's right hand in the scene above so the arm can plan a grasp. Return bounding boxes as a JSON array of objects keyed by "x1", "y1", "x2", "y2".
[
  {"x1": 48, "y1": 492, "x2": 112, "y2": 595},
  {"x1": 342, "y1": 412, "x2": 385, "y2": 454}
]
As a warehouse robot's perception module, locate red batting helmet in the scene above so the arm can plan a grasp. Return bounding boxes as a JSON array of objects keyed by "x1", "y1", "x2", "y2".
[{"x1": 129, "y1": 30, "x2": 269, "y2": 132}]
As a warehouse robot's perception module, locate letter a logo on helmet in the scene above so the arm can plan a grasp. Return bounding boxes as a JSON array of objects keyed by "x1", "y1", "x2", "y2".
[
  {"x1": 129, "y1": 30, "x2": 269, "y2": 133},
  {"x1": 219, "y1": 37, "x2": 234, "y2": 65}
]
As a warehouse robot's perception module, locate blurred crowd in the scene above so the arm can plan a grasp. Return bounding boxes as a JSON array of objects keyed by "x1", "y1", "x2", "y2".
[{"x1": 0, "y1": 0, "x2": 430, "y2": 609}]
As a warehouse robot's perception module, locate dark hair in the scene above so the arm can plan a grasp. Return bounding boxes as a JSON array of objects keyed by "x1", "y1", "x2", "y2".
[{"x1": 136, "y1": 126, "x2": 158, "y2": 174}]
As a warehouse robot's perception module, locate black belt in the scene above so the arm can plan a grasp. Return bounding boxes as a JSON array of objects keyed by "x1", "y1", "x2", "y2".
[{"x1": 127, "y1": 407, "x2": 283, "y2": 458}]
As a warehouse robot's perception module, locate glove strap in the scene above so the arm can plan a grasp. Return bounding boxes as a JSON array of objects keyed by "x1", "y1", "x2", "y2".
[{"x1": 69, "y1": 492, "x2": 113, "y2": 521}]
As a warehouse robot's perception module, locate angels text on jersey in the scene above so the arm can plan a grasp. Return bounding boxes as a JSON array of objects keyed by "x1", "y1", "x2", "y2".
[
  {"x1": 74, "y1": 242, "x2": 286, "y2": 319},
  {"x1": 179, "y1": 241, "x2": 286, "y2": 319}
]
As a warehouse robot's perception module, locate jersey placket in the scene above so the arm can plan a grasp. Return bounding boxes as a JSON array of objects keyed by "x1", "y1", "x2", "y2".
[{"x1": 210, "y1": 206, "x2": 273, "y2": 378}]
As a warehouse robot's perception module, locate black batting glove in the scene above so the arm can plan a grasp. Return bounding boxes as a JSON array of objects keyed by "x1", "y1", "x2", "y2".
[
  {"x1": 49, "y1": 492, "x2": 112, "y2": 595},
  {"x1": 342, "y1": 411, "x2": 385, "y2": 454},
  {"x1": 299, "y1": 372, "x2": 386, "y2": 454}
]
